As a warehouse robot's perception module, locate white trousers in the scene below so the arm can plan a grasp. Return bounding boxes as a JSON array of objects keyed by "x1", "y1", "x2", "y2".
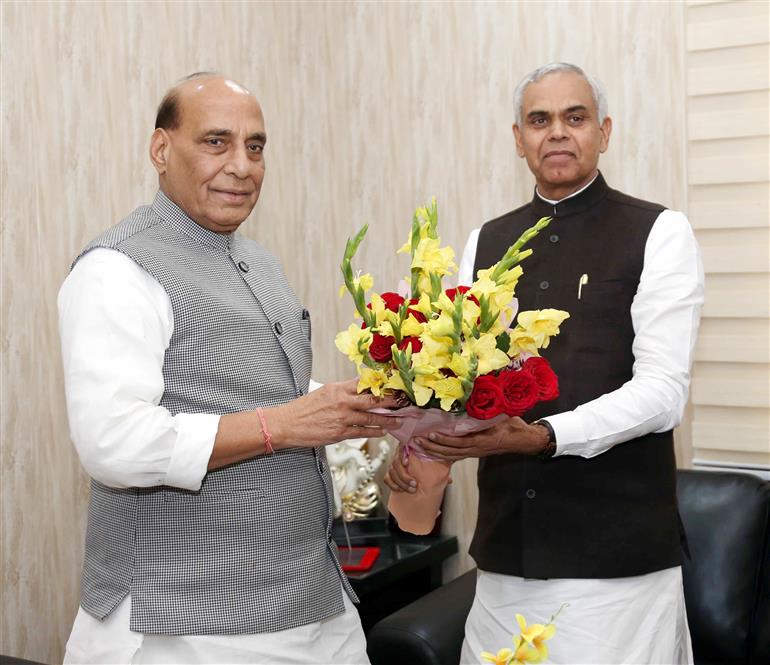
[
  {"x1": 64, "y1": 586, "x2": 369, "y2": 665},
  {"x1": 460, "y1": 567, "x2": 693, "y2": 665}
]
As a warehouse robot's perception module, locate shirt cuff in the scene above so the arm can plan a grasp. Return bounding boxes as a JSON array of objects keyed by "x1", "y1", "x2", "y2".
[
  {"x1": 541, "y1": 411, "x2": 587, "y2": 457},
  {"x1": 165, "y1": 413, "x2": 221, "y2": 490}
]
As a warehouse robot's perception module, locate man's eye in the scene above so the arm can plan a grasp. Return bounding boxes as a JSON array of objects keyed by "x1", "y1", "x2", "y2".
[
  {"x1": 569, "y1": 115, "x2": 584, "y2": 123},
  {"x1": 247, "y1": 143, "x2": 264, "y2": 153},
  {"x1": 206, "y1": 138, "x2": 224, "y2": 147},
  {"x1": 531, "y1": 117, "x2": 547, "y2": 126}
]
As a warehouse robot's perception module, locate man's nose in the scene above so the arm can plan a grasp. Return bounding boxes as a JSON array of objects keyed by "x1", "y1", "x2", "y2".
[
  {"x1": 223, "y1": 146, "x2": 251, "y2": 178},
  {"x1": 548, "y1": 119, "x2": 569, "y2": 140}
]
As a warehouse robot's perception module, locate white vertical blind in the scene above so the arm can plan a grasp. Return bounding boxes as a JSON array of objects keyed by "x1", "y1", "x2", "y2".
[{"x1": 686, "y1": 0, "x2": 770, "y2": 469}]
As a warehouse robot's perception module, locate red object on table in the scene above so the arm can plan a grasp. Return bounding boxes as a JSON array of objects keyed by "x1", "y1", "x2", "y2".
[{"x1": 338, "y1": 546, "x2": 380, "y2": 572}]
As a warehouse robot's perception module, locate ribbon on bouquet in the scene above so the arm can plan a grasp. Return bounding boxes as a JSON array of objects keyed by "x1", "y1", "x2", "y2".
[{"x1": 371, "y1": 406, "x2": 507, "y2": 535}]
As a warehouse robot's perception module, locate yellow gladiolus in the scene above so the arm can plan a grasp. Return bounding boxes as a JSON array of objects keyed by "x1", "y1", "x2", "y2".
[
  {"x1": 448, "y1": 353, "x2": 470, "y2": 379},
  {"x1": 338, "y1": 271, "x2": 374, "y2": 298},
  {"x1": 515, "y1": 309, "x2": 570, "y2": 349},
  {"x1": 416, "y1": 335, "x2": 452, "y2": 369},
  {"x1": 463, "y1": 333, "x2": 510, "y2": 375},
  {"x1": 400, "y1": 313, "x2": 425, "y2": 338},
  {"x1": 411, "y1": 237, "x2": 457, "y2": 276},
  {"x1": 426, "y1": 311, "x2": 456, "y2": 339},
  {"x1": 334, "y1": 325, "x2": 372, "y2": 363},
  {"x1": 424, "y1": 375, "x2": 464, "y2": 411},
  {"x1": 516, "y1": 614, "x2": 557, "y2": 663},
  {"x1": 481, "y1": 648, "x2": 514, "y2": 665},
  {"x1": 507, "y1": 329, "x2": 540, "y2": 357},
  {"x1": 357, "y1": 367, "x2": 389, "y2": 396}
]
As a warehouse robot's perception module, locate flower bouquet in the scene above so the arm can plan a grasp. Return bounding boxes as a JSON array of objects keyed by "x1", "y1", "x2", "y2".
[{"x1": 335, "y1": 199, "x2": 569, "y2": 534}]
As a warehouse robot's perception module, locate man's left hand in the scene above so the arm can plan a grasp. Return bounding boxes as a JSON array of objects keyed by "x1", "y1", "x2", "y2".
[{"x1": 413, "y1": 417, "x2": 550, "y2": 462}]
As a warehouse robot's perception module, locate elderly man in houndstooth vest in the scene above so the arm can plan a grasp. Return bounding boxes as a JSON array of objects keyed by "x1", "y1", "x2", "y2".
[
  {"x1": 59, "y1": 73, "x2": 399, "y2": 664},
  {"x1": 386, "y1": 63, "x2": 705, "y2": 664}
]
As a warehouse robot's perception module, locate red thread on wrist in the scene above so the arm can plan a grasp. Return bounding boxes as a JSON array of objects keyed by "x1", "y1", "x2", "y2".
[{"x1": 256, "y1": 408, "x2": 274, "y2": 454}]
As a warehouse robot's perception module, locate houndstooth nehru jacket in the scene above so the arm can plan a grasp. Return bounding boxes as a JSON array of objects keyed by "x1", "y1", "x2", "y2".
[{"x1": 73, "y1": 191, "x2": 355, "y2": 635}]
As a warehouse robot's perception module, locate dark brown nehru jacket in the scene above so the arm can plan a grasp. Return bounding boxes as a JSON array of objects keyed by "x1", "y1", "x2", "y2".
[{"x1": 469, "y1": 172, "x2": 685, "y2": 579}]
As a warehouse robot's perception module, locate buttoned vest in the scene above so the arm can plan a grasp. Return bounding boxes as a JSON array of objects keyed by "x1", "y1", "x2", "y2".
[
  {"x1": 73, "y1": 191, "x2": 354, "y2": 635},
  {"x1": 471, "y1": 173, "x2": 684, "y2": 579}
]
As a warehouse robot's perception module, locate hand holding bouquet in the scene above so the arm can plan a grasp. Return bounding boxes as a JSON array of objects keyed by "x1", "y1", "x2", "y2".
[{"x1": 335, "y1": 199, "x2": 569, "y2": 534}]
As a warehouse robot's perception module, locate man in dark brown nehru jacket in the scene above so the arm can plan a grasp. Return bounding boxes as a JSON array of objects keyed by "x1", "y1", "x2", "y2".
[{"x1": 386, "y1": 62, "x2": 704, "y2": 664}]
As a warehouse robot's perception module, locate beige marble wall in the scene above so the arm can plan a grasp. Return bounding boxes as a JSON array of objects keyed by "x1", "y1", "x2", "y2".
[{"x1": 1, "y1": 1, "x2": 686, "y2": 661}]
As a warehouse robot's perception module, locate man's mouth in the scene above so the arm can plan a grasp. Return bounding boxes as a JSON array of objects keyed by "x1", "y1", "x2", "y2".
[
  {"x1": 544, "y1": 150, "x2": 575, "y2": 160},
  {"x1": 213, "y1": 189, "x2": 253, "y2": 202}
]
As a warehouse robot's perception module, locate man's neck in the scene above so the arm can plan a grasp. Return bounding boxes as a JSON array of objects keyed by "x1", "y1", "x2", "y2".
[{"x1": 536, "y1": 171, "x2": 599, "y2": 204}]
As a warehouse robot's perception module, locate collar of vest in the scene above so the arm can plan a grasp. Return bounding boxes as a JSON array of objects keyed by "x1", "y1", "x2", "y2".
[
  {"x1": 152, "y1": 190, "x2": 233, "y2": 253},
  {"x1": 530, "y1": 170, "x2": 608, "y2": 218}
]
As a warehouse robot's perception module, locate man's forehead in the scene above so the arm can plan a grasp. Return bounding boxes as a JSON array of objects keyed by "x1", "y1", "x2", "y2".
[
  {"x1": 522, "y1": 72, "x2": 595, "y2": 112},
  {"x1": 177, "y1": 78, "x2": 264, "y2": 128}
]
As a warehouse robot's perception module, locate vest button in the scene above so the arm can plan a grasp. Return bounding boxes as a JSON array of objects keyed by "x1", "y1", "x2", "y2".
[
  {"x1": 237, "y1": 260, "x2": 250, "y2": 273},
  {"x1": 274, "y1": 321, "x2": 283, "y2": 335},
  {"x1": 525, "y1": 489, "x2": 536, "y2": 499},
  {"x1": 549, "y1": 234, "x2": 559, "y2": 243},
  {"x1": 539, "y1": 280, "x2": 550, "y2": 290}
]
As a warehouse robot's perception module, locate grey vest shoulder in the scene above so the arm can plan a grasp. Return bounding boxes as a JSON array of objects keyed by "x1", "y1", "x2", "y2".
[
  {"x1": 470, "y1": 176, "x2": 683, "y2": 579},
  {"x1": 75, "y1": 195, "x2": 355, "y2": 634}
]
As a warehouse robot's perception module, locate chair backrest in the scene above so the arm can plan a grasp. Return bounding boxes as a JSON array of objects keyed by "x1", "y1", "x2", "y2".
[{"x1": 677, "y1": 469, "x2": 770, "y2": 665}]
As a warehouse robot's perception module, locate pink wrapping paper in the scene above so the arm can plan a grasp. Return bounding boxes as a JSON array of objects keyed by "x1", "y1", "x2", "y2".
[{"x1": 373, "y1": 406, "x2": 507, "y2": 535}]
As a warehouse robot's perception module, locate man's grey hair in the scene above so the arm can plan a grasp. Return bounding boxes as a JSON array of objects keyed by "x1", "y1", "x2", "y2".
[{"x1": 513, "y1": 63, "x2": 608, "y2": 125}]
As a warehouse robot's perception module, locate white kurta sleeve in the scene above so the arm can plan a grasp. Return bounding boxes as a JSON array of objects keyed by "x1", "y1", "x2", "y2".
[
  {"x1": 58, "y1": 248, "x2": 220, "y2": 490},
  {"x1": 457, "y1": 228, "x2": 481, "y2": 287},
  {"x1": 546, "y1": 210, "x2": 705, "y2": 457}
]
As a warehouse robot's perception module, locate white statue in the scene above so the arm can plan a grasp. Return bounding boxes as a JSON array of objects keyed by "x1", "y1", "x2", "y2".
[{"x1": 327, "y1": 436, "x2": 391, "y2": 521}]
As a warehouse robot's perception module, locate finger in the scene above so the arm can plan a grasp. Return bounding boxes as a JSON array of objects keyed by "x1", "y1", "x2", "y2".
[
  {"x1": 342, "y1": 426, "x2": 387, "y2": 440},
  {"x1": 384, "y1": 469, "x2": 408, "y2": 493},
  {"x1": 417, "y1": 439, "x2": 472, "y2": 462},
  {"x1": 349, "y1": 412, "x2": 401, "y2": 429},
  {"x1": 386, "y1": 463, "x2": 417, "y2": 492},
  {"x1": 420, "y1": 432, "x2": 473, "y2": 449},
  {"x1": 390, "y1": 454, "x2": 418, "y2": 490}
]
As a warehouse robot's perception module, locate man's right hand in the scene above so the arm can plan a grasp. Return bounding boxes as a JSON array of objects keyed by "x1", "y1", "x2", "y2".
[
  {"x1": 269, "y1": 379, "x2": 401, "y2": 448},
  {"x1": 208, "y1": 379, "x2": 401, "y2": 470}
]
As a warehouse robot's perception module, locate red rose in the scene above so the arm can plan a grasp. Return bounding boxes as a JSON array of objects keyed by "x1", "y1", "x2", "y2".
[
  {"x1": 498, "y1": 368, "x2": 539, "y2": 417},
  {"x1": 369, "y1": 333, "x2": 395, "y2": 362},
  {"x1": 522, "y1": 356, "x2": 559, "y2": 402},
  {"x1": 380, "y1": 292, "x2": 405, "y2": 312},
  {"x1": 398, "y1": 336, "x2": 423, "y2": 353},
  {"x1": 466, "y1": 375, "x2": 505, "y2": 420},
  {"x1": 444, "y1": 285, "x2": 479, "y2": 306}
]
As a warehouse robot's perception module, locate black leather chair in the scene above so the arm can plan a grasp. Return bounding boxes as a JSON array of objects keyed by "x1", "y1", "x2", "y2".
[{"x1": 367, "y1": 469, "x2": 770, "y2": 665}]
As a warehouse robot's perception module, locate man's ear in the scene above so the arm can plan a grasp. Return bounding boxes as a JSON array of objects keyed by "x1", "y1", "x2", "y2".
[
  {"x1": 599, "y1": 116, "x2": 612, "y2": 154},
  {"x1": 149, "y1": 128, "x2": 170, "y2": 174},
  {"x1": 512, "y1": 123, "x2": 525, "y2": 158}
]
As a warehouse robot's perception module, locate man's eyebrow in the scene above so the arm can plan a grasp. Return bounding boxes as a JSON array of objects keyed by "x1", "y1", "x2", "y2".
[
  {"x1": 565, "y1": 105, "x2": 589, "y2": 114},
  {"x1": 201, "y1": 128, "x2": 233, "y2": 137},
  {"x1": 199, "y1": 129, "x2": 267, "y2": 142}
]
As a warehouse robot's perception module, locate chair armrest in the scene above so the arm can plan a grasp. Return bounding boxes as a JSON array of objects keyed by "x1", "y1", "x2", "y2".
[{"x1": 367, "y1": 569, "x2": 477, "y2": 665}]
